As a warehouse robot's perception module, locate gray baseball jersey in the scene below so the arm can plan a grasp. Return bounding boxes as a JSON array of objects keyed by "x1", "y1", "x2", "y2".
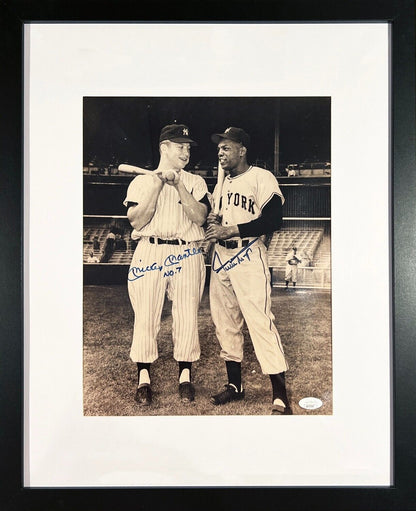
[{"x1": 210, "y1": 165, "x2": 288, "y2": 374}]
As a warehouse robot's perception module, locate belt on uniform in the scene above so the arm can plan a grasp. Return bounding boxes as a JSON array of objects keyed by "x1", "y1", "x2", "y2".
[
  {"x1": 148, "y1": 237, "x2": 189, "y2": 245},
  {"x1": 217, "y1": 239, "x2": 251, "y2": 249}
]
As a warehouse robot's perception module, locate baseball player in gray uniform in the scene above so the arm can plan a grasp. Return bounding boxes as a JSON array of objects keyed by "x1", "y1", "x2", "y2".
[
  {"x1": 285, "y1": 246, "x2": 302, "y2": 288},
  {"x1": 205, "y1": 127, "x2": 292, "y2": 415},
  {"x1": 124, "y1": 124, "x2": 210, "y2": 406}
]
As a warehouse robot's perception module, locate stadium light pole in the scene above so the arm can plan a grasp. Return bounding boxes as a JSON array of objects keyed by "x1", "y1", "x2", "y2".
[{"x1": 273, "y1": 98, "x2": 280, "y2": 176}]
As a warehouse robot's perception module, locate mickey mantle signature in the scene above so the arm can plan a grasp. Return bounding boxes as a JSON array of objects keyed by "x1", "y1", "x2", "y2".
[{"x1": 128, "y1": 246, "x2": 203, "y2": 281}]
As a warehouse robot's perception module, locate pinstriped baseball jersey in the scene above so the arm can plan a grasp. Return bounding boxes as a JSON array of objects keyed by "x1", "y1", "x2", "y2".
[
  {"x1": 124, "y1": 168, "x2": 208, "y2": 365},
  {"x1": 214, "y1": 166, "x2": 285, "y2": 239},
  {"x1": 123, "y1": 170, "x2": 207, "y2": 241}
]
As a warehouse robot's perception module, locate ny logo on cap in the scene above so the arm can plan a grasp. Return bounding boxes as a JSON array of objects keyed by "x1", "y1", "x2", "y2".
[
  {"x1": 183, "y1": 127, "x2": 189, "y2": 136},
  {"x1": 225, "y1": 127, "x2": 232, "y2": 133}
]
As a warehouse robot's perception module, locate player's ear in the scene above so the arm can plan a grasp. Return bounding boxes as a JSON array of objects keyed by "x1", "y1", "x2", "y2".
[
  {"x1": 160, "y1": 141, "x2": 169, "y2": 155},
  {"x1": 240, "y1": 146, "x2": 247, "y2": 158}
]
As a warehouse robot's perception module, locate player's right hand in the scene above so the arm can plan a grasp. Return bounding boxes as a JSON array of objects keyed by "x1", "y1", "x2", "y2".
[
  {"x1": 207, "y1": 212, "x2": 222, "y2": 224},
  {"x1": 153, "y1": 171, "x2": 165, "y2": 187}
]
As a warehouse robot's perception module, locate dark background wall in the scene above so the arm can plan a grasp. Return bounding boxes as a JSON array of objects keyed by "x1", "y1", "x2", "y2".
[
  {"x1": 83, "y1": 97, "x2": 331, "y2": 171},
  {"x1": 83, "y1": 175, "x2": 330, "y2": 217}
]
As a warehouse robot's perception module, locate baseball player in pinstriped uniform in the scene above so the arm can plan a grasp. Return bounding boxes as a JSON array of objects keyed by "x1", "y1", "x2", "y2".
[
  {"x1": 124, "y1": 124, "x2": 210, "y2": 406},
  {"x1": 205, "y1": 127, "x2": 292, "y2": 415}
]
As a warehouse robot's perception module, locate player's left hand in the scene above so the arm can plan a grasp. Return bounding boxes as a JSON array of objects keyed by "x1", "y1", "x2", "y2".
[
  {"x1": 206, "y1": 212, "x2": 222, "y2": 225},
  {"x1": 162, "y1": 169, "x2": 181, "y2": 186},
  {"x1": 205, "y1": 224, "x2": 233, "y2": 241}
]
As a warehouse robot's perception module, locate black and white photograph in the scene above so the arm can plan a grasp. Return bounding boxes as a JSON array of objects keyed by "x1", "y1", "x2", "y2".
[
  {"x1": 83, "y1": 96, "x2": 332, "y2": 417},
  {"x1": 20, "y1": 21, "x2": 397, "y2": 489}
]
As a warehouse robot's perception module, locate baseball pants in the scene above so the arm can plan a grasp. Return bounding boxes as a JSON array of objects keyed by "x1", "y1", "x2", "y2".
[
  {"x1": 128, "y1": 238, "x2": 205, "y2": 363},
  {"x1": 285, "y1": 264, "x2": 298, "y2": 282},
  {"x1": 210, "y1": 239, "x2": 288, "y2": 375}
]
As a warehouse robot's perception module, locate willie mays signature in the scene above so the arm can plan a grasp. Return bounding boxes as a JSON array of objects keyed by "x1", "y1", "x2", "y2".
[
  {"x1": 211, "y1": 238, "x2": 259, "y2": 273},
  {"x1": 128, "y1": 246, "x2": 203, "y2": 281}
]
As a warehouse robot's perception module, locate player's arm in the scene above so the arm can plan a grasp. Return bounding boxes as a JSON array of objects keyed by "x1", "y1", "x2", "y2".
[
  {"x1": 237, "y1": 194, "x2": 283, "y2": 237},
  {"x1": 205, "y1": 194, "x2": 283, "y2": 241},
  {"x1": 126, "y1": 178, "x2": 164, "y2": 230},
  {"x1": 175, "y1": 180, "x2": 209, "y2": 227}
]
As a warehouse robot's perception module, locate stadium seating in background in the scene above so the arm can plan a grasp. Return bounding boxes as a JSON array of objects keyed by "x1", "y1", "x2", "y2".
[
  {"x1": 83, "y1": 227, "x2": 108, "y2": 262},
  {"x1": 266, "y1": 228, "x2": 331, "y2": 288},
  {"x1": 266, "y1": 228, "x2": 324, "y2": 267},
  {"x1": 83, "y1": 226, "x2": 134, "y2": 264},
  {"x1": 83, "y1": 223, "x2": 331, "y2": 287}
]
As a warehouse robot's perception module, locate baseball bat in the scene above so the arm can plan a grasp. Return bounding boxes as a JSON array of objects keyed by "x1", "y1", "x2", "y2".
[
  {"x1": 213, "y1": 163, "x2": 225, "y2": 214},
  {"x1": 118, "y1": 164, "x2": 161, "y2": 176},
  {"x1": 204, "y1": 162, "x2": 226, "y2": 252}
]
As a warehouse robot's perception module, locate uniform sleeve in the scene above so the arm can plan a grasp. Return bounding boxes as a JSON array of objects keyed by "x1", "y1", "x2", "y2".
[
  {"x1": 199, "y1": 193, "x2": 212, "y2": 211},
  {"x1": 122, "y1": 175, "x2": 151, "y2": 207},
  {"x1": 257, "y1": 170, "x2": 285, "y2": 208},
  {"x1": 237, "y1": 193, "x2": 283, "y2": 238},
  {"x1": 191, "y1": 175, "x2": 208, "y2": 202}
]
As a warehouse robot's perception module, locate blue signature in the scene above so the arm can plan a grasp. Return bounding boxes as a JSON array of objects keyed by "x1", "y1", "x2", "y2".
[
  {"x1": 164, "y1": 246, "x2": 202, "y2": 266},
  {"x1": 128, "y1": 246, "x2": 203, "y2": 281},
  {"x1": 212, "y1": 238, "x2": 258, "y2": 273}
]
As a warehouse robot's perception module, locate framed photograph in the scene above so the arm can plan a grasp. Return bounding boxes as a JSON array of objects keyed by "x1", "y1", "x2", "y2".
[{"x1": 1, "y1": 1, "x2": 415, "y2": 510}]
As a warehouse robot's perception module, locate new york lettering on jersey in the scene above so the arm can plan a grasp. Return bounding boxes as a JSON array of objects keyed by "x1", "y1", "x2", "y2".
[
  {"x1": 218, "y1": 166, "x2": 284, "y2": 227},
  {"x1": 225, "y1": 191, "x2": 256, "y2": 214}
]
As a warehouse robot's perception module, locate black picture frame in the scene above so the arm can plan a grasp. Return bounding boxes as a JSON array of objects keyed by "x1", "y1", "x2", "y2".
[{"x1": 1, "y1": 1, "x2": 415, "y2": 510}]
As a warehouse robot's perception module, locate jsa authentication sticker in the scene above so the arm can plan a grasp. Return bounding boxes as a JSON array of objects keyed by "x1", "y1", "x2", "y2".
[{"x1": 299, "y1": 397, "x2": 323, "y2": 410}]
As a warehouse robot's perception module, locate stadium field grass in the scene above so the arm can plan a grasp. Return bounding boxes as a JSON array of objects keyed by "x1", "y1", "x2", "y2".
[{"x1": 83, "y1": 285, "x2": 332, "y2": 416}]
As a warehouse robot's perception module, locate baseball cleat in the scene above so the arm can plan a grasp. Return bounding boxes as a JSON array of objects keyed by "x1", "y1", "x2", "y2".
[
  {"x1": 210, "y1": 384, "x2": 245, "y2": 405},
  {"x1": 179, "y1": 382, "x2": 195, "y2": 403},
  {"x1": 271, "y1": 402, "x2": 293, "y2": 415},
  {"x1": 135, "y1": 384, "x2": 152, "y2": 406}
]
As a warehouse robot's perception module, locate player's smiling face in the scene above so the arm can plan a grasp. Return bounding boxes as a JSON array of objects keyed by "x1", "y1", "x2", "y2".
[
  {"x1": 217, "y1": 139, "x2": 243, "y2": 171},
  {"x1": 163, "y1": 141, "x2": 191, "y2": 169}
]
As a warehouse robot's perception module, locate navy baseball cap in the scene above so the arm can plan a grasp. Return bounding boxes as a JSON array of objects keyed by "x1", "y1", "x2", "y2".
[
  {"x1": 159, "y1": 124, "x2": 197, "y2": 146},
  {"x1": 211, "y1": 127, "x2": 250, "y2": 148}
]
